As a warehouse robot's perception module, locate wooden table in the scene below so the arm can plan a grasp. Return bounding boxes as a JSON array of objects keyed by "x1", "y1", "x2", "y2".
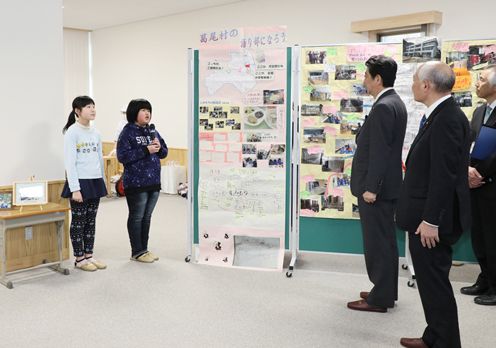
[
  {"x1": 103, "y1": 155, "x2": 118, "y2": 196},
  {"x1": 0, "y1": 203, "x2": 70, "y2": 289}
]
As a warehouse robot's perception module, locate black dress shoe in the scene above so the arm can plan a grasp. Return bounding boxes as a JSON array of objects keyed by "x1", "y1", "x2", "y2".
[
  {"x1": 474, "y1": 294, "x2": 496, "y2": 305},
  {"x1": 460, "y1": 283, "x2": 489, "y2": 296}
]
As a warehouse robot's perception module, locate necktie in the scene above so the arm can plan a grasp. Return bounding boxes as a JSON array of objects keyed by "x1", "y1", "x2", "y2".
[
  {"x1": 484, "y1": 106, "x2": 493, "y2": 124},
  {"x1": 419, "y1": 114, "x2": 427, "y2": 130}
]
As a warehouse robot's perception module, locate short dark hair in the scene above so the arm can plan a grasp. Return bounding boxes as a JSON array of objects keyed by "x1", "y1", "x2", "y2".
[
  {"x1": 365, "y1": 55, "x2": 398, "y2": 88},
  {"x1": 126, "y1": 98, "x2": 152, "y2": 123}
]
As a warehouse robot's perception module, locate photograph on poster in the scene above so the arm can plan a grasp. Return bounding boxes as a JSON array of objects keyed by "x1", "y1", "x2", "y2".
[
  {"x1": 232, "y1": 236, "x2": 281, "y2": 269},
  {"x1": 306, "y1": 179, "x2": 327, "y2": 195},
  {"x1": 270, "y1": 144, "x2": 285, "y2": 155},
  {"x1": 308, "y1": 70, "x2": 329, "y2": 85},
  {"x1": 304, "y1": 128, "x2": 326, "y2": 144},
  {"x1": 205, "y1": 124, "x2": 213, "y2": 131},
  {"x1": 257, "y1": 149, "x2": 270, "y2": 160},
  {"x1": 301, "y1": 104, "x2": 323, "y2": 116},
  {"x1": 403, "y1": 37, "x2": 441, "y2": 63},
  {"x1": 263, "y1": 89, "x2": 284, "y2": 104},
  {"x1": 232, "y1": 123, "x2": 241, "y2": 130},
  {"x1": 331, "y1": 174, "x2": 351, "y2": 187},
  {"x1": 230, "y1": 106, "x2": 240, "y2": 114},
  {"x1": 340, "y1": 98, "x2": 363, "y2": 112},
  {"x1": 352, "y1": 203, "x2": 360, "y2": 217},
  {"x1": 445, "y1": 51, "x2": 469, "y2": 69},
  {"x1": 301, "y1": 149, "x2": 323, "y2": 165},
  {"x1": 200, "y1": 106, "x2": 209, "y2": 113},
  {"x1": 322, "y1": 157, "x2": 345, "y2": 172},
  {"x1": 335, "y1": 138, "x2": 356, "y2": 154},
  {"x1": 200, "y1": 119, "x2": 208, "y2": 126},
  {"x1": 226, "y1": 119, "x2": 236, "y2": 126},
  {"x1": 244, "y1": 106, "x2": 277, "y2": 129},
  {"x1": 340, "y1": 121, "x2": 362, "y2": 135},
  {"x1": 245, "y1": 133, "x2": 261, "y2": 142},
  {"x1": 322, "y1": 194, "x2": 344, "y2": 211},
  {"x1": 335, "y1": 65, "x2": 357, "y2": 80},
  {"x1": 322, "y1": 113, "x2": 342, "y2": 124},
  {"x1": 242, "y1": 156, "x2": 257, "y2": 168},
  {"x1": 310, "y1": 86, "x2": 332, "y2": 101},
  {"x1": 306, "y1": 50, "x2": 326, "y2": 64},
  {"x1": 466, "y1": 45, "x2": 496, "y2": 69},
  {"x1": 242, "y1": 144, "x2": 257, "y2": 154},
  {"x1": 210, "y1": 111, "x2": 228, "y2": 118},
  {"x1": 352, "y1": 83, "x2": 368, "y2": 96},
  {"x1": 268, "y1": 157, "x2": 284, "y2": 168},
  {"x1": 215, "y1": 121, "x2": 225, "y2": 128},
  {"x1": 452, "y1": 91, "x2": 473, "y2": 107},
  {"x1": 301, "y1": 198, "x2": 320, "y2": 212}
]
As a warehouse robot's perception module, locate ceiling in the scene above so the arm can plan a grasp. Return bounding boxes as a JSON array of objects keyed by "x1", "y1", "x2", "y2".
[{"x1": 63, "y1": 0, "x2": 247, "y2": 30}]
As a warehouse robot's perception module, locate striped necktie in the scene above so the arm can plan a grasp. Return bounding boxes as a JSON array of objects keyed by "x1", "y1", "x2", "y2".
[{"x1": 484, "y1": 105, "x2": 493, "y2": 124}]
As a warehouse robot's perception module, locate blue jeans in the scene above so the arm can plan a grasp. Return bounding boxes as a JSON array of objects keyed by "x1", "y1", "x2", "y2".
[{"x1": 125, "y1": 190, "x2": 160, "y2": 257}]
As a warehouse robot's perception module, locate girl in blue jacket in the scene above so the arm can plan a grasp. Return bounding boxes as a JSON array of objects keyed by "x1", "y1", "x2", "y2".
[{"x1": 117, "y1": 99, "x2": 168, "y2": 263}]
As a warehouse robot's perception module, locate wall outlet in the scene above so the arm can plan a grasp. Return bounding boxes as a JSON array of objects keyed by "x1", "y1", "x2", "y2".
[{"x1": 25, "y1": 226, "x2": 33, "y2": 240}]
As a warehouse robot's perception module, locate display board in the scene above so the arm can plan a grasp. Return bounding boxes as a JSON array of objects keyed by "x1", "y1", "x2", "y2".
[
  {"x1": 298, "y1": 40, "x2": 441, "y2": 219},
  {"x1": 194, "y1": 42, "x2": 291, "y2": 270},
  {"x1": 442, "y1": 39, "x2": 496, "y2": 118}
]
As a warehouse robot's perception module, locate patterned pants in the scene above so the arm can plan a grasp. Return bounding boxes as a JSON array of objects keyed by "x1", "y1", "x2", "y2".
[{"x1": 69, "y1": 198, "x2": 100, "y2": 257}]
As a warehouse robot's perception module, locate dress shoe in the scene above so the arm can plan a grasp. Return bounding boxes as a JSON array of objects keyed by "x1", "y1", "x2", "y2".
[
  {"x1": 474, "y1": 293, "x2": 496, "y2": 305},
  {"x1": 347, "y1": 299, "x2": 387, "y2": 313},
  {"x1": 460, "y1": 283, "x2": 489, "y2": 296},
  {"x1": 400, "y1": 337, "x2": 428, "y2": 348},
  {"x1": 360, "y1": 291, "x2": 369, "y2": 300}
]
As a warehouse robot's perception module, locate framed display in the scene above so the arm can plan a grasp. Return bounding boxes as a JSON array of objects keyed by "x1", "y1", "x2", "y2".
[
  {"x1": 12, "y1": 181, "x2": 48, "y2": 206},
  {"x1": 0, "y1": 192, "x2": 13, "y2": 209}
]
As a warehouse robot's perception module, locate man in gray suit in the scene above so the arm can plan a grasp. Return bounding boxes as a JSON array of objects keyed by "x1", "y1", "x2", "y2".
[{"x1": 348, "y1": 55, "x2": 407, "y2": 313}]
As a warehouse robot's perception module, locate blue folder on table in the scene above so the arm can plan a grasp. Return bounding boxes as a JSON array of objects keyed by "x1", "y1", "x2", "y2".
[{"x1": 471, "y1": 125, "x2": 496, "y2": 160}]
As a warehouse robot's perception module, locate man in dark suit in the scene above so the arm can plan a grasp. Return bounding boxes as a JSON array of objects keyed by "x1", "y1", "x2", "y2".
[
  {"x1": 461, "y1": 65, "x2": 496, "y2": 305},
  {"x1": 396, "y1": 62, "x2": 470, "y2": 348},
  {"x1": 348, "y1": 55, "x2": 407, "y2": 313}
]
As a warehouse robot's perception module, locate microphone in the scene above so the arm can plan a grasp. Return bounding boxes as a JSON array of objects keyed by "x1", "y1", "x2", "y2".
[{"x1": 149, "y1": 123, "x2": 156, "y2": 141}]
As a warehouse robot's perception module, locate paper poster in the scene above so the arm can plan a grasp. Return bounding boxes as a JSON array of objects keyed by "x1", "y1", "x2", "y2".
[
  {"x1": 442, "y1": 39, "x2": 496, "y2": 120},
  {"x1": 198, "y1": 37, "x2": 287, "y2": 270},
  {"x1": 300, "y1": 42, "x2": 439, "y2": 219}
]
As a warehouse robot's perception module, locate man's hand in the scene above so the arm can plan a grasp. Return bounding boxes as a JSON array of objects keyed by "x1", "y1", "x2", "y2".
[
  {"x1": 362, "y1": 191, "x2": 377, "y2": 204},
  {"x1": 468, "y1": 166, "x2": 485, "y2": 188},
  {"x1": 415, "y1": 221, "x2": 440, "y2": 249}
]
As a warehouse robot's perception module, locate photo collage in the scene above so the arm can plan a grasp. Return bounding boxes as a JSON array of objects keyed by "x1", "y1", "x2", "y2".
[{"x1": 299, "y1": 44, "x2": 403, "y2": 219}]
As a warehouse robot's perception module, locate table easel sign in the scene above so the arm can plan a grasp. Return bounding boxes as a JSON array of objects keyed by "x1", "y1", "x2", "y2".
[{"x1": 12, "y1": 180, "x2": 48, "y2": 210}]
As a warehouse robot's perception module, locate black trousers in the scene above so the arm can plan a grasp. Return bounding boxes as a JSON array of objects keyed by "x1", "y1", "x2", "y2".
[
  {"x1": 409, "y1": 232, "x2": 461, "y2": 348},
  {"x1": 358, "y1": 198, "x2": 398, "y2": 308},
  {"x1": 471, "y1": 188, "x2": 496, "y2": 292}
]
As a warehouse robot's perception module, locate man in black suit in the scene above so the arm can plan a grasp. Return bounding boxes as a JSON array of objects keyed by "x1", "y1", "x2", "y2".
[
  {"x1": 461, "y1": 65, "x2": 496, "y2": 305},
  {"x1": 348, "y1": 55, "x2": 407, "y2": 313},
  {"x1": 396, "y1": 62, "x2": 470, "y2": 348}
]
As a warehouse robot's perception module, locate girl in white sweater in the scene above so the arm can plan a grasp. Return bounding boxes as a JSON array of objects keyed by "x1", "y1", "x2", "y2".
[{"x1": 62, "y1": 96, "x2": 107, "y2": 272}]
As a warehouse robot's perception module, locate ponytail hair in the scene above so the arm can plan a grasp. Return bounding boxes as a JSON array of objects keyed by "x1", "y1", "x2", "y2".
[{"x1": 63, "y1": 95, "x2": 95, "y2": 134}]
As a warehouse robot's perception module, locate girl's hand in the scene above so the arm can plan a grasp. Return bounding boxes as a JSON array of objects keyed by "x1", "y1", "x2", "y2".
[
  {"x1": 72, "y1": 191, "x2": 83, "y2": 202},
  {"x1": 147, "y1": 143, "x2": 160, "y2": 154}
]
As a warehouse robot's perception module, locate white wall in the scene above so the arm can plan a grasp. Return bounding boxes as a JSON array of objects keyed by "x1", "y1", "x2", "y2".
[
  {"x1": 0, "y1": 0, "x2": 64, "y2": 186},
  {"x1": 90, "y1": 0, "x2": 495, "y2": 149}
]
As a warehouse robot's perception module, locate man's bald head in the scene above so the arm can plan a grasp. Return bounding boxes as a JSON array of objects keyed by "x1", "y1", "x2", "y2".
[{"x1": 416, "y1": 61, "x2": 456, "y2": 93}]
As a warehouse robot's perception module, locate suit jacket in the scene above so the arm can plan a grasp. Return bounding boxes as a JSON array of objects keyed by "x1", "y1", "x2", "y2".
[
  {"x1": 470, "y1": 103, "x2": 496, "y2": 197},
  {"x1": 351, "y1": 89, "x2": 407, "y2": 200},
  {"x1": 396, "y1": 97, "x2": 471, "y2": 244}
]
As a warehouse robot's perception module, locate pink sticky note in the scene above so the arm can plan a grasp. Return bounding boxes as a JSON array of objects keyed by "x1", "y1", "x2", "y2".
[
  {"x1": 324, "y1": 126, "x2": 337, "y2": 135},
  {"x1": 303, "y1": 118, "x2": 316, "y2": 127},
  {"x1": 300, "y1": 209, "x2": 316, "y2": 217},
  {"x1": 322, "y1": 105, "x2": 337, "y2": 114},
  {"x1": 306, "y1": 146, "x2": 323, "y2": 155},
  {"x1": 301, "y1": 175, "x2": 316, "y2": 183}
]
